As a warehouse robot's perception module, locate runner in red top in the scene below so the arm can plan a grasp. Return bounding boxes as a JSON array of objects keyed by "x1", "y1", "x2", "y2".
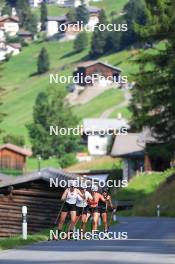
[{"x1": 86, "y1": 185, "x2": 108, "y2": 231}]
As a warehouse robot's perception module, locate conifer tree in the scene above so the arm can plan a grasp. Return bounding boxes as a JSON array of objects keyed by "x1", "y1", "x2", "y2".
[
  {"x1": 90, "y1": 9, "x2": 108, "y2": 58},
  {"x1": 74, "y1": 32, "x2": 88, "y2": 53},
  {"x1": 37, "y1": 47, "x2": 50, "y2": 74},
  {"x1": 27, "y1": 89, "x2": 79, "y2": 159},
  {"x1": 76, "y1": 1, "x2": 89, "y2": 25},
  {"x1": 40, "y1": 2, "x2": 48, "y2": 31},
  {"x1": 130, "y1": 0, "x2": 175, "y2": 161}
]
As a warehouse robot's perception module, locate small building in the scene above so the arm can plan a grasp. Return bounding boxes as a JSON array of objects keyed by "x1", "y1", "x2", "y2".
[
  {"x1": 6, "y1": 42, "x2": 22, "y2": 55},
  {"x1": 46, "y1": 6, "x2": 101, "y2": 38},
  {"x1": 57, "y1": 0, "x2": 89, "y2": 8},
  {"x1": 0, "y1": 168, "x2": 83, "y2": 237},
  {"x1": 111, "y1": 129, "x2": 171, "y2": 180},
  {"x1": 0, "y1": 143, "x2": 32, "y2": 172},
  {"x1": 0, "y1": 41, "x2": 6, "y2": 61},
  {"x1": 87, "y1": 6, "x2": 101, "y2": 29},
  {"x1": 111, "y1": 133, "x2": 145, "y2": 181},
  {"x1": 46, "y1": 15, "x2": 68, "y2": 37},
  {"x1": 0, "y1": 29, "x2": 5, "y2": 41},
  {"x1": 82, "y1": 118, "x2": 129, "y2": 156},
  {"x1": 29, "y1": 0, "x2": 43, "y2": 8},
  {"x1": 73, "y1": 61, "x2": 121, "y2": 86},
  {"x1": 0, "y1": 41, "x2": 22, "y2": 61},
  {"x1": 17, "y1": 31, "x2": 33, "y2": 43},
  {"x1": 0, "y1": 15, "x2": 19, "y2": 36}
]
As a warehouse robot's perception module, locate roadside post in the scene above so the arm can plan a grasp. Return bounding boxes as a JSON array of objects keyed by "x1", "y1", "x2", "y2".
[
  {"x1": 113, "y1": 213, "x2": 117, "y2": 222},
  {"x1": 22, "y1": 206, "x2": 28, "y2": 240},
  {"x1": 157, "y1": 204, "x2": 160, "y2": 217}
]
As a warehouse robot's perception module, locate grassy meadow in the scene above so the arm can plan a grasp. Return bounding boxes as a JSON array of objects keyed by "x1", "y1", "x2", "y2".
[
  {"x1": 0, "y1": 0, "x2": 132, "y2": 172},
  {"x1": 116, "y1": 169, "x2": 175, "y2": 217},
  {"x1": 73, "y1": 89, "x2": 124, "y2": 118},
  {"x1": 67, "y1": 156, "x2": 121, "y2": 171},
  {"x1": 0, "y1": 38, "x2": 135, "y2": 145}
]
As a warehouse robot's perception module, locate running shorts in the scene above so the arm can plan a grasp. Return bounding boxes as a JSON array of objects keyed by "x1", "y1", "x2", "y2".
[
  {"x1": 87, "y1": 206, "x2": 99, "y2": 214},
  {"x1": 76, "y1": 206, "x2": 88, "y2": 216},
  {"x1": 98, "y1": 206, "x2": 107, "y2": 214},
  {"x1": 62, "y1": 202, "x2": 76, "y2": 212}
]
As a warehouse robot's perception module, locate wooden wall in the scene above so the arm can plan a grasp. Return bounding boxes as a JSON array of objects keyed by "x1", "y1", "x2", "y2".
[
  {"x1": 73, "y1": 63, "x2": 120, "y2": 86},
  {"x1": 0, "y1": 149, "x2": 25, "y2": 170},
  {"x1": 0, "y1": 180, "x2": 63, "y2": 237},
  {"x1": 85, "y1": 63, "x2": 119, "y2": 80}
]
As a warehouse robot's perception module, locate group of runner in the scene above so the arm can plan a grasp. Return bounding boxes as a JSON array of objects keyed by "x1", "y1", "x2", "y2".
[{"x1": 56, "y1": 182, "x2": 115, "y2": 239}]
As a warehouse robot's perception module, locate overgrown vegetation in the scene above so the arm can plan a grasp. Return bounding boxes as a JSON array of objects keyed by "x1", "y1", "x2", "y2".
[
  {"x1": 116, "y1": 169, "x2": 175, "y2": 217},
  {"x1": 27, "y1": 88, "x2": 79, "y2": 161},
  {"x1": 130, "y1": 0, "x2": 175, "y2": 164}
]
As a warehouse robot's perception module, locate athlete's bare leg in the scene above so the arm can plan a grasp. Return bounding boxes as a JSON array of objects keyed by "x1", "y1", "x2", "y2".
[
  {"x1": 68, "y1": 210, "x2": 77, "y2": 231},
  {"x1": 101, "y1": 212, "x2": 108, "y2": 231},
  {"x1": 92, "y1": 212, "x2": 100, "y2": 231},
  {"x1": 58, "y1": 212, "x2": 68, "y2": 230}
]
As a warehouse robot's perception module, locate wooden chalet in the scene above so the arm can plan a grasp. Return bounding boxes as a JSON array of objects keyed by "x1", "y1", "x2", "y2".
[
  {"x1": 73, "y1": 61, "x2": 121, "y2": 86},
  {"x1": 111, "y1": 130, "x2": 170, "y2": 180},
  {"x1": 0, "y1": 16, "x2": 19, "y2": 27},
  {"x1": 0, "y1": 16, "x2": 19, "y2": 36},
  {"x1": 0, "y1": 143, "x2": 32, "y2": 172},
  {"x1": 0, "y1": 168, "x2": 82, "y2": 237}
]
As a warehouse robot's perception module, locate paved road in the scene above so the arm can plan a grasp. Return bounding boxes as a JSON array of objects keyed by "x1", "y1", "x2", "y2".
[{"x1": 0, "y1": 217, "x2": 175, "y2": 264}]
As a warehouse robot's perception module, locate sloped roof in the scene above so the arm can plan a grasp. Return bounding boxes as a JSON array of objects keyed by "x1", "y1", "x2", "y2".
[
  {"x1": 47, "y1": 15, "x2": 67, "y2": 22},
  {"x1": 76, "y1": 60, "x2": 121, "y2": 72},
  {"x1": 0, "y1": 168, "x2": 78, "y2": 189},
  {"x1": 87, "y1": 7, "x2": 101, "y2": 13},
  {"x1": 111, "y1": 133, "x2": 144, "y2": 157},
  {"x1": 7, "y1": 43, "x2": 22, "y2": 49},
  {"x1": 0, "y1": 143, "x2": 32, "y2": 157},
  {"x1": 17, "y1": 31, "x2": 33, "y2": 36},
  {"x1": 0, "y1": 173, "x2": 14, "y2": 185},
  {"x1": 83, "y1": 118, "x2": 129, "y2": 132},
  {"x1": 0, "y1": 16, "x2": 19, "y2": 23}
]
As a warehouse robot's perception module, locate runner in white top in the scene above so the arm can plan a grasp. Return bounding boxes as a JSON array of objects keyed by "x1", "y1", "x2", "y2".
[
  {"x1": 63, "y1": 188, "x2": 78, "y2": 205},
  {"x1": 75, "y1": 183, "x2": 93, "y2": 233},
  {"x1": 57, "y1": 181, "x2": 84, "y2": 238},
  {"x1": 76, "y1": 191, "x2": 92, "y2": 208}
]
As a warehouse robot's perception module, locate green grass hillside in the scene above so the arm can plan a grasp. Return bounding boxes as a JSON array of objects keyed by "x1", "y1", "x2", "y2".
[
  {"x1": 33, "y1": 0, "x2": 127, "y2": 18},
  {"x1": 67, "y1": 156, "x2": 121, "y2": 171},
  {"x1": 73, "y1": 89, "x2": 124, "y2": 118},
  {"x1": 116, "y1": 169, "x2": 175, "y2": 217},
  {"x1": 89, "y1": 0, "x2": 128, "y2": 16},
  {"x1": 0, "y1": 0, "x2": 132, "y2": 145},
  {"x1": 0, "y1": 45, "x2": 135, "y2": 145}
]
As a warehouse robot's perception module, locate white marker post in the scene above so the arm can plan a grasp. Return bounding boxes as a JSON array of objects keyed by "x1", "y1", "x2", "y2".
[
  {"x1": 22, "y1": 206, "x2": 27, "y2": 240},
  {"x1": 157, "y1": 204, "x2": 160, "y2": 217},
  {"x1": 113, "y1": 213, "x2": 117, "y2": 222}
]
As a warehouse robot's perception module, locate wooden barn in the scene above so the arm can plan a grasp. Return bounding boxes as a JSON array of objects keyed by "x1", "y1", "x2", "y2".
[
  {"x1": 111, "y1": 131, "x2": 171, "y2": 180},
  {"x1": 0, "y1": 168, "x2": 81, "y2": 237},
  {"x1": 0, "y1": 143, "x2": 32, "y2": 172},
  {"x1": 73, "y1": 61, "x2": 121, "y2": 86}
]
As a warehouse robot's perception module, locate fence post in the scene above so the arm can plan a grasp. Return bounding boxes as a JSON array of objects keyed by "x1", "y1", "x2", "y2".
[
  {"x1": 22, "y1": 206, "x2": 27, "y2": 240},
  {"x1": 157, "y1": 204, "x2": 160, "y2": 217},
  {"x1": 113, "y1": 213, "x2": 117, "y2": 222}
]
